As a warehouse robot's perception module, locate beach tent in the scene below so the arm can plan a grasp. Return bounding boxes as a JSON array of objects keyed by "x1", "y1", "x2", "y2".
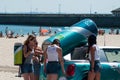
[
  {"x1": 40, "y1": 29, "x2": 49, "y2": 35},
  {"x1": 41, "y1": 29, "x2": 49, "y2": 33}
]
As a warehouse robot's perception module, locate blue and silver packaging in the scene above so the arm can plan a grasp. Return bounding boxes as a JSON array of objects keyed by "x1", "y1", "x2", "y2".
[{"x1": 42, "y1": 19, "x2": 98, "y2": 56}]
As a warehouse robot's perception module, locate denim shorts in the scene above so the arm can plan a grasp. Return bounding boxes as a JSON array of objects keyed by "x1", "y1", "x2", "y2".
[
  {"x1": 46, "y1": 61, "x2": 60, "y2": 74},
  {"x1": 20, "y1": 64, "x2": 33, "y2": 74},
  {"x1": 33, "y1": 63, "x2": 41, "y2": 75},
  {"x1": 89, "y1": 60, "x2": 101, "y2": 72}
]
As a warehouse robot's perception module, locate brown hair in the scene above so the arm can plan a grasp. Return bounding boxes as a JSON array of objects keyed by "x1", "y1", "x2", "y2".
[
  {"x1": 24, "y1": 35, "x2": 36, "y2": 46},
  {"x1": 52, "y1": 39, "x2": 61, "y2": 47},
  {"x1": 87, "y1": 34, "x2": 97, "y2": 53}
]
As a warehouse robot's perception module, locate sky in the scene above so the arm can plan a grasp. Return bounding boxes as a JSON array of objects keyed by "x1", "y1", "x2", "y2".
[{"x1": 0, "y1": 0, "x2": 120, "y2": 14}]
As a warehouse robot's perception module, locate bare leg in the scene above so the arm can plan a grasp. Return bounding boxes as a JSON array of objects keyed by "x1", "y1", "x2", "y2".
[
  {"x1": 88, "y1": 71, "x2": 95, "y2": 80},
  {"x1": 88, "y1": 71, "x2": 90, "y2": 80},
  {"x1": 22, "y1": 73, "x2": 30, "y2": 80},
  {"x1": 34, "y1": 75, "x2": 39, "y2": 80},
  {"x1": 47, "y1": 74, "x2": 58, "y2": 80},
  {"x1": 95, "y1": 72, "x2": 100, "y2": 80},
  {"x1": 50, "y1": 74, "x2": 58, "y2": 80},
  {"x1": 47, "y1": 75, "x2": 51, "y2": 80},
  {"x1": 29, "y1": 73, "x2": 34, "y2": 80}
]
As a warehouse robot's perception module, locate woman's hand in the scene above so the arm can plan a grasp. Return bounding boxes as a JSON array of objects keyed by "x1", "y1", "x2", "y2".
[
  {"x1": 62, "y1": 69, "x2": 67, "y2": 77},
  {"x1": 32, "y1": 56, "x2": 39, "y2": 62}
]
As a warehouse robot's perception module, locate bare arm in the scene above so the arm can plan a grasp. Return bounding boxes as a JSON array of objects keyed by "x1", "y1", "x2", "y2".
[
  {"x1": 57, "y1": 47, "x2": 66, "y2": 74},
  {"x1": 23, "y1": 45, "x2": 31, "y2": 58},
  {"x1": 35, "y1": 46, "x2": 43, "y2": 55},
  {"x1": 43, "y1": 48, "x2": 48, "y2": 72},
  {"x1": 33, "y1": 46, "x2": 43, "y2": 62},
  {"x1": 90, "y1": 46, "x2": 96, "y2": 69}
]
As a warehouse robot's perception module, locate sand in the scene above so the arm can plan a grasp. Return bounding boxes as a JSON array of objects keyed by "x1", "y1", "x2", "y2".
[
  {"x1": 97, "y1": 34, "x2": 120, "y2": 46},
  {"x1": 0, "y1": 34, "x2": 120, "y2": 80},
  {"x1": 0, "y1": 36, "x2": 49, "y2": 80}
]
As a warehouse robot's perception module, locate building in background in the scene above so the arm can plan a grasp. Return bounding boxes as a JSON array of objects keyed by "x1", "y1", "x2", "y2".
[{"x1": 111, "y1": 7, "x2": 120, "y2": 16}]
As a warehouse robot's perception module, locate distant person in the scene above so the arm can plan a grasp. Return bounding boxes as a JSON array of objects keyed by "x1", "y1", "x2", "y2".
[
  {"x1": 48, "y1": 27, "x2": 52, "y2": 35},
  {"x1": 109, "y1": 28, "x2": 114, "y2": 34},
  {"x1": 116, "y1": 29, "x2": 119, "y2": 35},
  {"x1": 5, "y1": 27, "x2": 8, "y2": 37},
  {"x1": 7, "y1": 30, "x2": 12, "y2": 38},
  {"x1": 87, "y1": 35, "x2": 101, "y2": 80},
  {"x1": 0, "y1": 31, "x2": 3, "y2": 37},
  {"x1": 39, "y1": 27, "x2": 42, "y2": 36},
  {"x1": 32, "y1": 41, "x2": 43, "y2": 80},
  {"x1": 21, "y1": 35, "x2": 36, "y2": 80},
  {"x1": 44, "y1": 39, "x2": 66, "y2": 80},
  {"x1": 54, "y1": 31, "x2": 57, "y2": 34},
  {"x1": 21, "y1": 34, "x2": 24, "y2": 37},
  {"x1": 32, "y1": 30, "x2": 36, "y2": 36},
  {"x1": 15, "y1": 33, "x2": 19, "y2": 38},
  {"x1": 27, "y1": 32, "x2": 29, "y2": 36}
]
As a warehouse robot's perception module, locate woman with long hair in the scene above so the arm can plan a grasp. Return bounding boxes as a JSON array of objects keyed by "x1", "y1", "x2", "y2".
[
  {"x1": 21, "y1": 35, "x2": 36, "y2": 80},
  {"x1": 87, "y1": 35, "x2": 101, "y2": 80}
]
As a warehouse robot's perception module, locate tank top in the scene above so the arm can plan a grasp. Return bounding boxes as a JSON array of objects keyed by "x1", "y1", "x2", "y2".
[
  {"x1": 47, "y1": 44, "x2": 59, "y2": 62},
  {"x1": 24, "y1": 49, "x2": 34, "y2": 64},
  {"x1": 89, "y1": 44, "x2": 100, "y2": 61}
]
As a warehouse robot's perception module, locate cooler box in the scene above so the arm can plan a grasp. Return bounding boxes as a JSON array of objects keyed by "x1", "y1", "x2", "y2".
[{"x1": 14, "y1": 42, "x2": 23, "y2": 65}]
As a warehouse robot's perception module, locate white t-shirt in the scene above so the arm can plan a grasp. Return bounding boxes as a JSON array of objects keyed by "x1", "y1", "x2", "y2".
[
  {"x1": 89, "y1": 44, "x2": 100, "y2": 61},
  {"x1": 47, "y1": 44, "x2": 59, "y2": 61}
]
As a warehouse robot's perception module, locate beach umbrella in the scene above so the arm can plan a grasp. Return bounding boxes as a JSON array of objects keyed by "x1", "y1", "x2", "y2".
[{"x1": 41, "y1": 29, "x2": 49, "y2": 33}]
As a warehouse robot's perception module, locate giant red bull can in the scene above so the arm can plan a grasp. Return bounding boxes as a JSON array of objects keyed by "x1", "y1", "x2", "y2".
[{"x1": 42, "y1": 19, "x2": 98, "y2": 56}]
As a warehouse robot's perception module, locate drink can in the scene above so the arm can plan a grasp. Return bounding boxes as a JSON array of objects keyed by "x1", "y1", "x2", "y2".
[{"x1": 42, "y1": 19, "x2": 98, "y2": 56}]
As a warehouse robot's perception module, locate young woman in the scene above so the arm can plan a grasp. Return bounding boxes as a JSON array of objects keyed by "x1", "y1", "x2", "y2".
[
  {"x1": 32, "y1": 41, "x2": 43, "y2": 80},
  {"x1": 87, "y1": 35, "x2": 101, "y2": 80},
  {"x1": 44, "y1": 39, "x2": 66, "y2": 80},
  {"x1": 21, "y1": 35, "x2": 36, "y2": 80}
]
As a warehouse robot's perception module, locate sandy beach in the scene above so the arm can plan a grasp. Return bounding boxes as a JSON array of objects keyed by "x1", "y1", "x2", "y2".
[
  {"x1": 0, "y1": 34, "x2": 120, "y2": 80},
  {"x1": 0, "y1": 36, "x2": 49, "y2": 80}
]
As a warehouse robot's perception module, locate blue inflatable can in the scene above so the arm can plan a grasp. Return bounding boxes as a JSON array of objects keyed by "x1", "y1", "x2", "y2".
[{"x1": 42, "y1": 19, "x2": 98, "y2": 56}]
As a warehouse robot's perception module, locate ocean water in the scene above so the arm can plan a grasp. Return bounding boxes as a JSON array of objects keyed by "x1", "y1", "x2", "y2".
[
  {"x1": 0, "y1": 24, "x2": 65, "y2": 36},
  {"x1": 0, "y1": 24, "x2": 119, "y2": 36}
]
